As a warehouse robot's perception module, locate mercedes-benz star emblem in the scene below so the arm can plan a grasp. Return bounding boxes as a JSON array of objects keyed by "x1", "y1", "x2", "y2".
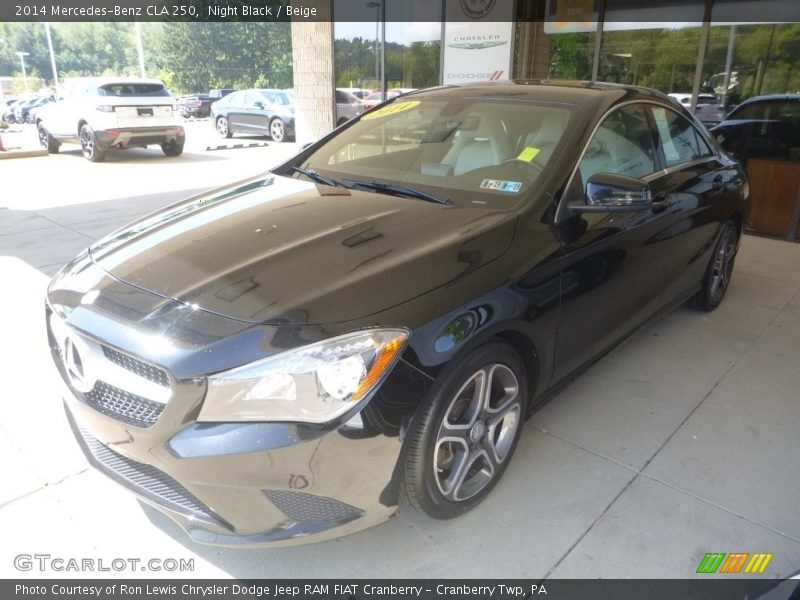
[{"x1": 64, "y1": 336, "x2": 91, "y2": 393}]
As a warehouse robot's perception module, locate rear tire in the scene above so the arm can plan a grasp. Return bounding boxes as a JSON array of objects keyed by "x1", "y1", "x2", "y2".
[
  {"x1": 401, "y1": 340, "x2": 527, "y2": 519},
  {"x1": 161, "y1": 141, "x2": 184, "y2": 157},
  {"x1": 689, "y1": 220, "x2": 739, "y2": 311},
  {"x1": 79, "y1": 124, "x2": 106, "y2": 163},
  {"x1": 37, "y1": 123, "x2": 60, "y2": 154}
]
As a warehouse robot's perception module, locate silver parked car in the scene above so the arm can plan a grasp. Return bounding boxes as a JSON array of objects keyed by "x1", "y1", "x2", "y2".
[
  {"x1": 669, "y1": 93, "x2": 725, "y2": 126},
  {"x1": 335, "y1": 88, "x2": 366, "y2": 126}
]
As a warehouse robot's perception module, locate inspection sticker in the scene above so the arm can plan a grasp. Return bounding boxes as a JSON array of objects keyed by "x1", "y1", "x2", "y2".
[
  {"x1": 517, "y1": 146, "x2": 541, "y2": 162},
  {"x1": 480, "y1": 179, "x2": 522, "y2": 193},
  {"x1": 361, "y1": 100, "x2": 420, "y2": 120}
]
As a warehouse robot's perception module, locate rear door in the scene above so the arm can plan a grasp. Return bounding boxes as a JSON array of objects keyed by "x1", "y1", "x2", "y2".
[
  {"x1": 647, "y1": 104, "x2": 744, "y2": 302},
  {"x1": 224, "y1": 91, "x2": 250, "y2": 133}
]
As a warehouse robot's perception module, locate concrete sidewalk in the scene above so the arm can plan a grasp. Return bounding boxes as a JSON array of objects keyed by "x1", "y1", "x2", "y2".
[
  {"x1": 0, "y1": 175, "x2": 798, "y2": 578},
  {"x1": 0, "y1": 125, "x2": 47, "y2": 159}
]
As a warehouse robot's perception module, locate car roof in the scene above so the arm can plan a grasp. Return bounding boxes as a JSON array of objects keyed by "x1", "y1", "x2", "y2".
[
  {"x1": 737, "y1": 93, "x2": 800, "y2": 105},
  {"x1": 408, "y1": 80, "x2": 671, "y2": 110}
]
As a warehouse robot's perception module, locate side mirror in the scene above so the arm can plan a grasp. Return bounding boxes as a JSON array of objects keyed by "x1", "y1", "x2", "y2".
[
  {"x1": 569, "y1": 172, "x2": 655, "y2": 214},
  {"x1": 253, "y1": 101, "x2": 265, "y2": 109}
]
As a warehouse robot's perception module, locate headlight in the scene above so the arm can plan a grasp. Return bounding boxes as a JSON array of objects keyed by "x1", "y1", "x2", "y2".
[{"x1": 198, "y1": 329, "x2": 408, "y2": 424}]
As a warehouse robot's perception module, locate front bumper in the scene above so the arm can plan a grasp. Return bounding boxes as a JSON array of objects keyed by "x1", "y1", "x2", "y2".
[{"x1": 63, "y1": 397, "x2": 399, "y2": 546}]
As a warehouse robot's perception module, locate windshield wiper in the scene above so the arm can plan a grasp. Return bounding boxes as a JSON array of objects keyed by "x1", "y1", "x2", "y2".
[
  {"x1": 287, "y1": 166, "x2": 348, "y2": 189},
  {"x1": 343, "y1": 180, "x2": 452, "y2": 206}
]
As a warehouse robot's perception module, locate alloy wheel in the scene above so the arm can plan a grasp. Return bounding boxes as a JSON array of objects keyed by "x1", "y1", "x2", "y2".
[
  {"x1": 80, "y1": 128, "x2": 94, "y2": 159},
  {"x1": 709, "y1": 228, "x2": 736, "y2": 302},
  {"x1": 270, "y1": 119, "x2": 285, "y2": 142},
  {"x1": 216, "y1": 117, "x2": 229, "y2": 138},
  {"x1": 433, "y1": 363, "x2": 521, "y2": 502}
]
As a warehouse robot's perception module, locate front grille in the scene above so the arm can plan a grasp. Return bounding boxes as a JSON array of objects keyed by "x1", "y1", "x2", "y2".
[
  {"x1": 73, "y1": 419, "x2": 226, "y2": 527},
  {"x1": 264, "y1": 489, "x2": 363, "y2": 524},
  {"x1": 47, "y1": 308, "x2": 170, "y2": 429},
  {"x1": 84, "y1": 381, "x2": 164, "y2": 428},
  {"x1": 102, "y1": 346, "x2": 169, "y2": 388}
]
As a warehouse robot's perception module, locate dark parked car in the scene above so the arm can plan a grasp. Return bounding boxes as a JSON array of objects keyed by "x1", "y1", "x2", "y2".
[
  {"x1": 710, "y1": 94, "x2": 800, "y2": 165},
  {"x1": 177, "y1": 93, "x2": 213, "y2": 118},
  {"x1": 209, "y1": 88, "x2": 235, "y2": 102},
  {"x1": 46, "y1": 81, "x2": 748, "y2": 547},
  {"x1": 211, "y1": 88, "x2": 294, "y2": 142}
]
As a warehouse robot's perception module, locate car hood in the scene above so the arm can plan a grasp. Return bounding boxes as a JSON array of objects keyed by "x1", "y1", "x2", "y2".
[{"x1": 88, "y1": 175, "x2": 518, "y2": 326}]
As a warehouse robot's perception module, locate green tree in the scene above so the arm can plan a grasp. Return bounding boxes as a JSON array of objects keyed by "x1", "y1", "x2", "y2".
[
  {"x1": 145, "y1": 22, "x2": 292, "y2": 93},
  {"x1": 55, "y1": 23, "x2": 138, "y2": 76},
  {"x1": 0, "y1": 22, "x2": 51, "y2": 83}
]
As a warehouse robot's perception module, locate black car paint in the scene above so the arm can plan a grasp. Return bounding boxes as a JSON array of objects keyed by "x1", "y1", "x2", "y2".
[{"x1": 46, "y1": 82, "x2": 748, "y2": 545}]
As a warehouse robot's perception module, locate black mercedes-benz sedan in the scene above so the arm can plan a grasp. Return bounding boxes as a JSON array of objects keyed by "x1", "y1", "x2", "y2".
[
  {"x1": 46, "y1": 81, "x2": 748, "y2": 546},
  {"x1": 211, "y1": 88, "x2": 295, "y2": 142}
]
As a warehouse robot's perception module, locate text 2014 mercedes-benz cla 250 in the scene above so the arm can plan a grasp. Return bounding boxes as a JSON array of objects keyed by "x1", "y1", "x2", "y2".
[{"x1": 47, "y1": 82, "x2": 748, "y2": 546}]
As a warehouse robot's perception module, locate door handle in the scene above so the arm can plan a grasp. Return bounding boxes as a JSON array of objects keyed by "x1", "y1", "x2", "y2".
[{"x1": 651, "y1": 193, "x2": 669, "y2": 213}]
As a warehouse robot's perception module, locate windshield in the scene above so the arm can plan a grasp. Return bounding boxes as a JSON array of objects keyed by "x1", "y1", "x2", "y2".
[{"x1": 295, "y1": 95, "x2": 573, "y2": 208}]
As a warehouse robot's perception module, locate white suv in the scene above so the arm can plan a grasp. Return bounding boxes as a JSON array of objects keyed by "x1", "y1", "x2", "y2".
[{"x1": 36, "y1": 77, "x2": 185, "y2": 162}]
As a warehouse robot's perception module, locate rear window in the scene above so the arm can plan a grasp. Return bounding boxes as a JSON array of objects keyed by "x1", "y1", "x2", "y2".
[{"x1": 98, "y1": 83, "x2": 169, "y2": 97}]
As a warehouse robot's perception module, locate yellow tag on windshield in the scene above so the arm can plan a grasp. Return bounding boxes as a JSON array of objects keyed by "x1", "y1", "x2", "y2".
[
  {"x1": 362, "y1": 100, "x2": 420, "y2": 120},
  {"x1": 517, "y1": 146, "x2": 541, "y2": 162}
]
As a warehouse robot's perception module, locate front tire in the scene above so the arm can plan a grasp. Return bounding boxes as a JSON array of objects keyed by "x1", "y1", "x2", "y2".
[
  {"x1": 689, "y1": 220, "x2": 740, "y2": 311},
  {"x1": 79, "y1": 124, "x2": 106, "y2": 162},
  {"x1": 402, "y1": 341, "x2": 526, "y2": 519},
  {"x1": 38, "y1": 123, "x2": 60, "y2": 154},
  {"x1": 269, "y1": 118, "x2": 285, "y2": 142}
]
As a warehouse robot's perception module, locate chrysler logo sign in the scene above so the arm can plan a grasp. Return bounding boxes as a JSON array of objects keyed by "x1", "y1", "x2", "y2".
[
  {"x1": 63, "y1": 336, "x2": 92, "y2": 393},
  {"x1": 448, "y1": 40, "x2": 508, "y2": 50}
]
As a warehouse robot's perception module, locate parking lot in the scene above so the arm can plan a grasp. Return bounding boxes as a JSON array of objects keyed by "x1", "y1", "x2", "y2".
[{"x1": 1, "y1": 124, "x2": 799, "y2": 579}]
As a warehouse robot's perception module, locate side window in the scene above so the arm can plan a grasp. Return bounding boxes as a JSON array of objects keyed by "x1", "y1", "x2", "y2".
[
  {"x1": 578, "y1": 104, "x2": 657, "y2": 183},
  {"x1": 244, "y1": 91, "x2": 262, "y2": 106},
  {"x1": 651, "y1": 106, "x2": 713, "y2": 167},
  {"x1": 777, "y1": 101, "x2": 800, "y2": 125},
  {"x1": 335, "y1": 91, "x2": 346, "y2": 103},
  {"x1": 729, "y1": 102, "x2": 762, "y2": 120}
]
